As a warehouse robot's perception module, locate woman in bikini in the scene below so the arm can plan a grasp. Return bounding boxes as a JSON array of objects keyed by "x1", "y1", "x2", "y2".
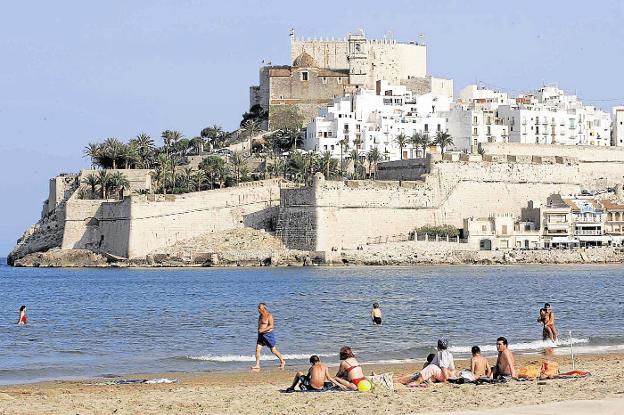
[
  {"x1": 18, "y1": 305, "x2": 28, "y2": 325},
  {"x1": 334, "y1": 346, "x2": 366, "y2": 390}
]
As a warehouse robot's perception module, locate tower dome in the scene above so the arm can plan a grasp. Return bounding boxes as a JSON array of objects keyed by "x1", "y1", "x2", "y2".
[{"x1": 292, "y1": 51, "x2": 317, "y2": 68}]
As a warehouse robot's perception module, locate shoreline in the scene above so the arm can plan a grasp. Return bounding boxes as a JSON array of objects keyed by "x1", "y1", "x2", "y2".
[
  {"x1": 8, "y1": 245, "x2": 624, "y2": 268},
  {"x1": 1, "y1": 353, "x2": 622, "y2": 414}
]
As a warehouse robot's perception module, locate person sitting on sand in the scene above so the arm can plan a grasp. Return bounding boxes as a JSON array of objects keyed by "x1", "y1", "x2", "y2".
[
  {"x1": 371, "y1": 303, "x2": 382, "y2": 325},
  {"x1": 493, "y1": 337, "x2": 516, "y2": 379},
  {"x1": 397, "y1": 353, "x2": 436, "y2": 385},
  {"x1": 430, "y1": 339, "x2": 456, "y2": 379},
  {"x1": 286, "y1": 355, "x2": 344, "y2": 392},
  {"x1": 469, "y1": 346, "x2": 492, "y2": 378},
  {"x1": 333, "y1": 346, "x2": 366, "y2": 390},
  {"x1": 17, "y1": 305, "x2": 27, "y2": 325},
  {"x1": 252, "y1": 303, "x2": 286, "y2": 370},
  {"x1": 538, "y1": 303, "x2": 558, "y2": 342}
]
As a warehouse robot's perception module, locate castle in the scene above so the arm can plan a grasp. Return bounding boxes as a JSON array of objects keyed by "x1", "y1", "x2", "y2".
[{"x1": 249, "y1": 30, "x2": 452, "y2": 128}]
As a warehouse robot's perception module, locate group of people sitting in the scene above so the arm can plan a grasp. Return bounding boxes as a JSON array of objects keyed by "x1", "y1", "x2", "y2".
[
  {"x1": 286, "y1": 338, "x2": 517, "y2": 392},
  {"x1": 397, "y1": 337, "x2": 517, "y2": 386}
]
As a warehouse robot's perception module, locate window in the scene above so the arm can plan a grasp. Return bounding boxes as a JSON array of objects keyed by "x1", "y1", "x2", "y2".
[
  {"x1": 501, "y1": 225, "x2": 508, "y2": 235},
  {"x1": 324, "y1": 145, "x2": 327, "y2": 150},
  {"x1": 321, "y1": 77, "x2": 327, "y2": 84},
  {"x1": 481, "y1": 225, "x2": 487, "y2": 232},
  {"x1": 473, "y1": 116, "x2": 478, "y2": 123},
  {"x1": 301, "y1": 71, "x2": 309, "y2": 81},
  {"x1": 437, "y1": 124, "x2": 441, "y2": 132},
  {"x1": 356, "y1": 124, "x2": 361, "y2": 132},
  {"x1": 424, "y1": 124, "x2": 429, "y2": 132},
  {"x1": 337, "y1": 77, "x2": 343, "y2": 84},
  {"x1": 473, "y1": 127, "x2": 478, "y2": 135}
]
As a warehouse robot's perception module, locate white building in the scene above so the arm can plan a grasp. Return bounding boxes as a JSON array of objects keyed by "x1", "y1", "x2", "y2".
[
  {"x1": 304, "y1": 80, "x2": 452, "y2": 161},
  {"x1": 613, "y1": 106, "x2": 624, "y2": 147},
  {"x1": 446, "y1": 85, "x2": 612, "y2": 151}
]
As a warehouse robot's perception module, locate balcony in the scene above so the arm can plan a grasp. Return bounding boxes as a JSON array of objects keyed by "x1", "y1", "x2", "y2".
[{"x1": 574, "y1": 229, "x2": 604, "y2": 236}]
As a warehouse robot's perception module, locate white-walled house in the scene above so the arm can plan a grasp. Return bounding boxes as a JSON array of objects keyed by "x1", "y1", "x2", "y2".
[
  {"x1": 613, "y1": 106, "x2": 624, "y2": 147},
  {"x1": 304, "y1": 80, "x2": 452, "y2": 161}
]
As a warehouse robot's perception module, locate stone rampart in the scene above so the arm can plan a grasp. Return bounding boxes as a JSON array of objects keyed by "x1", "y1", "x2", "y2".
[
  {"x1": 483, "y1": 142, "x2": 624, "y2": 162},
  {"x1": 57, "y1": 179, "x2": 285, "y2": 259},
  {"x1": 278, "y1": 159, "x2": 622, "y2": 252}
]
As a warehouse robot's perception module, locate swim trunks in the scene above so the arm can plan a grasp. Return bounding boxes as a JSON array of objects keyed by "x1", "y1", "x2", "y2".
[
  {"x1": 257, "y1": 331, "x2": 277, "y2": 348},
  {"x1": 298, "y1": 376, "x2": 334, "y2": 391},
  {"x1": 373, "y1": 317, "x2": 382, "y2": 325}
]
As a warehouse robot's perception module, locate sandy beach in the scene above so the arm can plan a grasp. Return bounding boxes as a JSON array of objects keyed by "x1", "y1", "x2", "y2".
[{"x1": 1, "y1": 353, "x2": 623, "y2": 415}]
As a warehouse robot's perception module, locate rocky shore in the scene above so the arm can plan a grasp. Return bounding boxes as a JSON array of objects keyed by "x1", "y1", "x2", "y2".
[{"x1": 10, "y1": 235, "x2": 624, "y2": 268}]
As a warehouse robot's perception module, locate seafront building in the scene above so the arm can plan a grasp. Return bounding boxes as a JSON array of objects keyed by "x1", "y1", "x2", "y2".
[
  {"x1": 613, "y1": 106, "x2": 624, "y2": 146},
  {"x1": 463, "y1": 193, "x2": 624, "y2": 250}
]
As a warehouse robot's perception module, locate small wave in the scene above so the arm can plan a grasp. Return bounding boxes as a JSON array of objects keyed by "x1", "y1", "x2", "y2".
[
  {"x1": 563, "y1": 343, "x2": 624, "y2": 355},
  {"x1": 186, "y1": 353, "x2": 334, "y2": 362},
  {"x1": 448, "y1": 337, "x2": 589, "y2": 354}
]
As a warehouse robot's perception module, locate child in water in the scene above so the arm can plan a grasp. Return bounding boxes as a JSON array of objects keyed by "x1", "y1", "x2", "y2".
[
  {"x1": 18, "y1": 305, "x2": 27, "y2": 325},
  {"x1": 371, "y1": 303, "x2": 382, "y2": 325}
]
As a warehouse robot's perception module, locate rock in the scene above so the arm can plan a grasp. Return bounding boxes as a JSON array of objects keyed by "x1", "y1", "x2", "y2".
[{"x1": 13, "y1": 249, "x2": 108, "y2": 267}]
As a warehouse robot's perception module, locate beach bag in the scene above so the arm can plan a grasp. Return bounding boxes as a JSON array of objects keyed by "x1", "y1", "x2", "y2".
[
  {"x1": 540, "y1": 361, "x2": 559, "y2": 379},
  {"x1": 517, "y1": 365, "x2": 540, "y2": 380},
  {"x1": 365, "y1": 373, "x2": 394, "y2": 391}
]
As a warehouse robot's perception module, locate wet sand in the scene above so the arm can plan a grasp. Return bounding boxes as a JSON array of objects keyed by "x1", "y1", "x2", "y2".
[{"x1": 1, "y1": 353, "x2": 623, "y2": 415}]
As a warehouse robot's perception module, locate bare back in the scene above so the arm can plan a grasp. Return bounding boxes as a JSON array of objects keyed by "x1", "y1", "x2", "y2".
[
  {"x1": 470, "y1": 355, "x2": 491, "y2": 377},
  {"x1": 308, "y1": 364, "x2": 329, "y2": 389}
]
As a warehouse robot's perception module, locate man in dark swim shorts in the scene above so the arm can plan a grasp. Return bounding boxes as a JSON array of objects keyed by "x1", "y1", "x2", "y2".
[
  {"x1": 286, "y1": 355, "x2": 343, "y2": 392},
  {"x1": 252, "y1": 303, "x2": 286, "y2": 370}
]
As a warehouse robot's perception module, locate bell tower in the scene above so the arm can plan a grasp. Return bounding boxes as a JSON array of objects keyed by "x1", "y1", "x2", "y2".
[{"x1": 347, "y1": 30, "x2": 367, "y2": 86}]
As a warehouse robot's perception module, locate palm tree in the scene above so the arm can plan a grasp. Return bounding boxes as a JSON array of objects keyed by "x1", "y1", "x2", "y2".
[
  {"x1": 367, "y1": 147, "x2": 382, "y2": 179},
  {"x1": 190, "y1": 136, "x2": 205, "y2": 155},
  {"x1": 201, "y1": 125, "x2": 224, "y2": 149},
  {"x1": 348, "y1": 149, "x2": 362, "y2": 179},
  {"x1": 175, "y1": 138, "x2": 191, "y2": 156},
  {"x1": 229, "y1": 151, "x2": 246, "y2": 185},
  {"x1": 339, "y1": 138, "x2": 349, "y2": 176},
  {"x1": 156, "y1": 153, "x2": 173, "y2": 194},
  {"x1": 192, "y1": 169, "x2": 207, "y2": 191},
  {"x1": 102, "y1": 138, "x2": 125, "y2": 169},
  {"x1": 96, "y1": 170, "x2": 111, "y2": 199},
  {"x1": 199, "y1": 155, "x2": 227, "y2": 189},
  {"x1": 150, "y1": 167, "x2": 166, "y2": 194},
  {"x1": 319, "y1": 151, "x2": 333, "y2": 179},
  {"x1": 130, "y1": 133, "x2": 155, "y2": 168},
  {"x1": 83, "y1": 143, "x2": 101, "y2": 168},
  {"x1": 411, "y1": 132, "x2": 431, "y2": 158},
  {"x1": 109, "y1": 171, "x2": 130, "y2": 199},
  {"x1": 434, "y1": 131, "x2": 454, "y2": 154},
  {"x1": 393, "y1": 132, "x2": 409, "y2": 160},
  {"x1": 81, "y1": 173, "x2": 98, "y2": 197}
]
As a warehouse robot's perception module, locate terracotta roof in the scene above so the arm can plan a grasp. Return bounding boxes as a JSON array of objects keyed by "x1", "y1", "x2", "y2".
[{"x1": 600, "y1": 199, "x2": 624, "y2": 210}]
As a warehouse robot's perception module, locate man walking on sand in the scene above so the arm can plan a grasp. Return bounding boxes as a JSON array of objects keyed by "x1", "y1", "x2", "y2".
[{"x1": 252, "y1": 303, "x2": 286, "y2": 370}]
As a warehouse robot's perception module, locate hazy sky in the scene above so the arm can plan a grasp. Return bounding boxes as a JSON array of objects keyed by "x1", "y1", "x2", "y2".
[{"x1": 1, "y1": 0, "x2": 623, "y2": 255}]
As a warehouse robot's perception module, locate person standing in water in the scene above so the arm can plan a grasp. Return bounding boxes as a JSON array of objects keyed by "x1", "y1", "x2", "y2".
[
  {"x1": 538, "y1": 303, "x2": 558, "y2": 341},
  {"x1": 371, "y1": 302, "x2": 382, "y2": 325},
  {"x1": 17, "y1": 305, "x2": 28, "y2": 325},
  {"x1": 252, "y1": 303, "x2": 286, "y2": 370}
]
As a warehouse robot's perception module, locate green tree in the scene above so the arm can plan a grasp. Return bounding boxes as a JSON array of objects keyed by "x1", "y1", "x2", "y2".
[
  {"x1": 339, "y1": 138, "x2": 349, "y2": 176},
  {"x1": 201, "y1": 125, "x2": 224, "y2": 149},
  {"x1": 348, "y1": 149, "x2": 362, "y2": 179},
  {"x1": 241, "y1": 119, "x2": 261, "y2": 155},
  {"x1": 129, "y1": 133, "x2": 155, "y2": 168},
  {"x1": 240, "y1": 104, "x2": 268, "y2": 127},
  {"x1": 109, "y1": 171, "x2": 130, "y2": 199},
  {"x1": 318, "y1": 151, "x2": 334, "y2": 179},
  {"x1": 393, "y1": 132, "x2": 409, "y2": 160},
  {"x1": 192, "y1": 169, "x2": 207, "y2": 191},
  {"x1": 81, "y1": 173, "x2": 98, "y2": 198},
  {"x1": 190, "y1": 136, "x2": 205, "y2": 155},
  {"x1": 84, "y1": 143, "x2": 101, "y2": 168},
  {"x1": 434, "y1": 131, "x2": 454, "y2": 154},
  {"x1": 229, "y1": 151, "x2": 246, "y2": 185},
  {"x1": 411, "y1": 132, "x2": 431, "y2": 158},
  {"x1": 367, "y1": 147, "x2": 382, "y2": 179},
  {"x1": 199, "y1": 155, "x2": 227, "y2": 189},
  {"x1": 96, "y1": 170, "x2": 111, "y2": 199}
]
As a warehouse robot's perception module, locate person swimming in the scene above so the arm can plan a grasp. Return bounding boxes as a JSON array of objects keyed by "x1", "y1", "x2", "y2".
[
  {"x1": 18, "y1": 305, "x2": 27, "y2": 325},
  {"x1": 538, "y1": 303, "x2": 558, "y2": 342},
  {"x1": 371, "y1": 303, "x2": 382, "y2": 325}
]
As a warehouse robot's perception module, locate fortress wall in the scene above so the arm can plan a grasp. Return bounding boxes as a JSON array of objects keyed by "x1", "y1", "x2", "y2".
[
  {"x1": 278, "y1": 160, "x2": 623, "y2": 251},
  {"x1": 483, "y1": 142, "x2": 624, "y2": 162},
  {"x1": 61, "y1": 198, "x2": 131, "y2": 257},
  {"x1": 376, "y1": 158, "x2": 429, "y2": 181},
  {"x1": 125, "y1": 181, "x2": 283, "y2": 258}
]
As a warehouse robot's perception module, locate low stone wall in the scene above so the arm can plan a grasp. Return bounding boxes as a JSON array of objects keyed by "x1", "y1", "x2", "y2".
[{"x1": 483, "y1": 142, "x2": 624, "y2": 162}]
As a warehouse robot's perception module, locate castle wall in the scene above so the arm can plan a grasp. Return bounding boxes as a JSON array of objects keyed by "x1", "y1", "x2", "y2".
[
  {"x1": 79, "y1": 169, "x2": 152, "y2": 192},
  {"x1": 125, "y1": 180, "x2": 283, "y2": 258},
  {"x1": 278, "y1": 158, "x2": 623, "y2": 251},
  {"x1": 483, "y1": 142, "x2": 624, "y2": 162}
]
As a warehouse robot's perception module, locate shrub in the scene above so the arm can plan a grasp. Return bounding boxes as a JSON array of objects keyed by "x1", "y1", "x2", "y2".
[{"x1": 415, "y1": 224, "x2": 459, "y2": 237}]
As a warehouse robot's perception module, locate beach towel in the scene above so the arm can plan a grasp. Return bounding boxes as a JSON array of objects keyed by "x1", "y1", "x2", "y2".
[
  {"x1": 557, "y1": 370, "x2": 591, "y2": 379},
  {"x1": 518, "y1": 365, "x2": 541, "y2": 380}
]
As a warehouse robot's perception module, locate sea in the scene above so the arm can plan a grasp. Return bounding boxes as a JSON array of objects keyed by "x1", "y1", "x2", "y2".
[{"x1": 1, "y1": 261, "x2": 623, "y2": 385}]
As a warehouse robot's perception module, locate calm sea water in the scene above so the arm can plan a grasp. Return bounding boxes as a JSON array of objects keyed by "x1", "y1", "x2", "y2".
[{"x1": 1, "y1": 261, "x2": 623, "y2": 385}]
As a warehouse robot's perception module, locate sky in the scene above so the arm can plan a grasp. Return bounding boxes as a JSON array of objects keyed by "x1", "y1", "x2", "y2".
[{"x1": 1, "y1": 0, "x2": 623, "y2": 255}]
